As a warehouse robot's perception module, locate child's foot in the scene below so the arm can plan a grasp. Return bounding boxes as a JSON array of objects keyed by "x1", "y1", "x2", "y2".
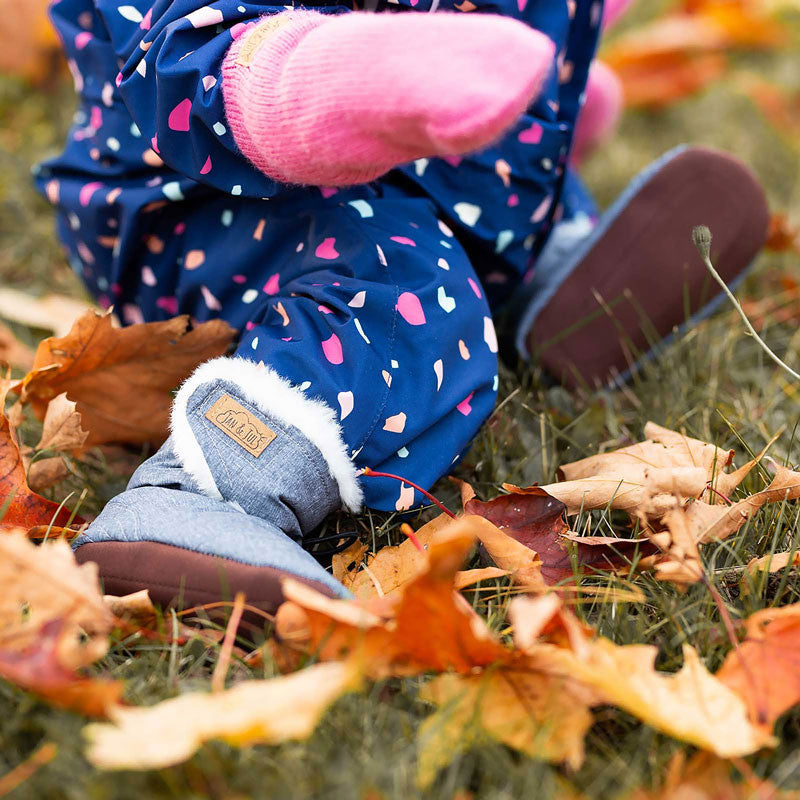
[
  {"x1": 571, "y1": 61, "x2": 623, "y2": 165},
  {"x1": 73, "y1": 358, "x2": 361, "y2": 612},
  {"x1": 222, "y1": 10, "x2": 556, "y2": 186},
  {"x1": 520, "y1": 147, "x2": 769, "y2": 388}
]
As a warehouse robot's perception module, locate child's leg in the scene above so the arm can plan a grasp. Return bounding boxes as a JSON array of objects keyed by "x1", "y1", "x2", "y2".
[
  {"x1": 74, "y1": 193, "x2": 498, "y2": 609},
  {"x1": 513, "y1": 146, "x2": 770, "y2": 387}
]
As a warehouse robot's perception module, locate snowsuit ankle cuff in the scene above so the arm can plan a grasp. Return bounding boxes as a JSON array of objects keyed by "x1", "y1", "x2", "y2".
[{"x1": 170, "y1": 356, "x2": 364, "y2": 515}]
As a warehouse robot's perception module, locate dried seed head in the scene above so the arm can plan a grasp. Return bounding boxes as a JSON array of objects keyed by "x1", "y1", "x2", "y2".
[{"x1": 692, "y1": 225, "x2": 712, "y2": 260}]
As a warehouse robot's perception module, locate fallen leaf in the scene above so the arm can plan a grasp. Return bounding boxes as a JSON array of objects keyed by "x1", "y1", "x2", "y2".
[
  {"x1": 26, "y1": 525, "x2": 85, "y2": 541},
  {"x1": 104, "y1": 590, "x2": 157, "y2": 624},
  {"x1": 0, "y1": 0, "x2": 64, "y2": 85},
  {"x1": 0, "y1": 531, "x2": 118, "y2": 716},
  {"x1": 417, "y1": 594, "x2": 600, "y2": 786},
  {"x1": 465, "y1": 512, "x2": 547, "y2": 592},
  {"x1": 545, "y1": 423, "x2": 736, "y2": 517},
  {"x1": 765, "y1": 213, "x2": 800, "y2": 254},
  {"x1": 35, "y1": 393, "x2": 89, "y2": 454},
  {"x1": 0, "y1": 321, "x2": 34, "y2": 370},
  {"x1": 275, "y1": 521, "x2": 510, "y2": 677},
  {"x1": 717, "y1": 604, "x2": 800, "y2": 733},
  {"x1": 14, "y1": 310, "x2": 235, "y2": 447},
  {"x1": 0, "y1": 531, "x2": 112, "y2": 668},
  {"x1": 343, "y1": 514, "x2": 456, "y2": 600},
  {"x1": 0, "y1": 379, "x2": 84, "y2": 531},
  {"x1": 642, "y1": 504, "x2": 705, "y2": 588},
  {"x1": 631, "y1": 750, "x2": 786, "y2": 800},
  {"x1": 453, "y1": 567, "x2": 508, "y2": 590},
  {"x1": 745, "y1": 550, "x2": 800, "y2": 579},
  {"x1": 688, "y1": 0, "x2": 787, "y2": 47},
  {"x1": 27, "y1": 456, "x2": 70, "y2": 492},
  {"x1": 541, "y1": 467, "x2": 709, "y2": 516},
  {"x1": 554, "y1": 640, "x2": 773, "y2": 757},
  {"x1": 601, "y1": 4, "x2": 784, "y2": 109},
  {"x1": 417, "y1": 664, "x2": 594, "y2": 787},
  {"x1": 508, "y1": 594, "x2": 594, "y2": 652},
  {"x1": 84, "y1": 661, "x2": 360, "y2": 770},
  {"x1": 602, "y1": 16, "x2": 729, "y2": 108},
  {"x1": 0, "y1": 619, "x2": 122, "y2": 717},
  {"x1": 561, "y1": 424, "x2": 734, "y2": 481},
  {"x1": 466, "y1": 488, "x2": 651, "y2": 585},
  {"x1": 331, "y1": 539, "x2": 369, "y2": 587}
]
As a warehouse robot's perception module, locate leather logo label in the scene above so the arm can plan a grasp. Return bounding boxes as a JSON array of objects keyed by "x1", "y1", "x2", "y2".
[{"x1": 205, "y1": 394, "x2": 276, "y2": 457}]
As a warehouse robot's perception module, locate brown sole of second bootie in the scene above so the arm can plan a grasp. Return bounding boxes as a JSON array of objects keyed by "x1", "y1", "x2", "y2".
[
  {"x1": 529, "y1": 147, "x2": 770, "y2": 389},
  {"x1": 75, "y1": 540, "x2": 337, "y2": 621}
]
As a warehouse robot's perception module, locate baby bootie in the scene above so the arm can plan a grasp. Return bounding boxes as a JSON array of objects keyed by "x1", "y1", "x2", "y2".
[
  {"x1": 73, "y1": 357, "x2": 363, "y2": 613},
  {"x1": 515, "y1": 146, "x2": 770, "y2": 388}
]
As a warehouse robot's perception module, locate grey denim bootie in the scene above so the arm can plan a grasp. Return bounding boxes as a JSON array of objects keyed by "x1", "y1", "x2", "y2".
[{"x1": 73, "y1": 357, "x2": 364, "y2": 613}]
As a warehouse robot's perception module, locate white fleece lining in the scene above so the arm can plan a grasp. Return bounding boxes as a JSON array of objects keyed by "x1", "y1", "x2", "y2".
[{"x1": 170, "y1": 356, "x2": 364, "y2": 512}]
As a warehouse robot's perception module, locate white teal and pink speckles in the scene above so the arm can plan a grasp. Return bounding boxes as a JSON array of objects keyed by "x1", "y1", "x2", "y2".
[{"x1": 35, "y1": 0, "x2": 604, "y2": 511}]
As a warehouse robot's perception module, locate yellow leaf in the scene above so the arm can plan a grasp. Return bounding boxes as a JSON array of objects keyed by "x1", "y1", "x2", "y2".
[
  {"x1": 84, "y1": 661, "x2": 360, "y2": 770},
  {"x1": 417, "y1": 665, "x2": 593, "y2": 787},
  {"x1": 559, "y1": 642, "x2": 773, "y2": 757}
]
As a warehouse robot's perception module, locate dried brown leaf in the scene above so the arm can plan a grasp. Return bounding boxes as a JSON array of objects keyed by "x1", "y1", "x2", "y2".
[
  {"x1": 36, "y1": 393, "x2": 89, "y2": 454},
  {"x1": 0, "y1": 619, "x2": 121, "y2": 717},
  {"x1": 417, "y1": 665, "x2": 593, "y2": 787},
  {"x1": 14, "y1": 310, "x2": 235, "y2": 447},
  {"x1": 27, "y1": 457, "x2": 70, "y2": 492},
  {"x1": 746, "y1": 550, "x2": 800, "y2": 579}
]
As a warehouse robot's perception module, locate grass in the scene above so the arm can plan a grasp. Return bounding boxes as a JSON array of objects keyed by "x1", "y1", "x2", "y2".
[{"x1": 2, "y1": 6, "x2": 800, "y2": 798}]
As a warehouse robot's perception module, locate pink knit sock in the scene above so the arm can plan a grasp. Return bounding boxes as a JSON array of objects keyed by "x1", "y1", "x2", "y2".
[
  {"x1": 222, "y1": 11, "x2": 555, "y2": 186},
  {"x1": 571, "y1": 61, "x2": 623, "y2": 165}
]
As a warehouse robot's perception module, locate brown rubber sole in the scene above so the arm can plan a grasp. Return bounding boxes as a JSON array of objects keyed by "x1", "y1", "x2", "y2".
[
  {"x1": 75, "y1": 540, "x2": 337, "y2": 619},
  {"x1": 529, "y1": 147, "x2": 769, "y2": 388}
]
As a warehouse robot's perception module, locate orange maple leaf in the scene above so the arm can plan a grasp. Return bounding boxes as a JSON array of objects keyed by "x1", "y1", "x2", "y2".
[
  {"x1": 717, "y1": 604, "x2": 800, "y2": 732},
  {"x1": 0, "y1": 379, "x2": 83, "y2": 532}
]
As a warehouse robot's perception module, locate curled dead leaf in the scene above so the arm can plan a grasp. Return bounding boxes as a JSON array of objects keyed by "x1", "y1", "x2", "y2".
[
  {"x1": 27, "y1": 456, "x2": 70, "y2": 493},
  {"x1": 745, "y1": 550, "x2": 800, "y2": 581},
  {"x1": 511, "y1": 596, "x2": 771, "y2": 757},
  {"x1": 36, "y1": 393, "x2": 89, "y2": 454},
  {"x1": 0, "y1": 531, "x2": 112, "y2": 668},
  {"x1": 14, "y1": 310, "x2": 235, "y2": 447},
  {"x1": 0, "y1": 378, "x2": 84, "y2": 531}
]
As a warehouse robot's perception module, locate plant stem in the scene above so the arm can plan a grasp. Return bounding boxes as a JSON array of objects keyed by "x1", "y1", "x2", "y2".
[{"x1": 693, "y1": 226, "x2": 800, "y2": 381}]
